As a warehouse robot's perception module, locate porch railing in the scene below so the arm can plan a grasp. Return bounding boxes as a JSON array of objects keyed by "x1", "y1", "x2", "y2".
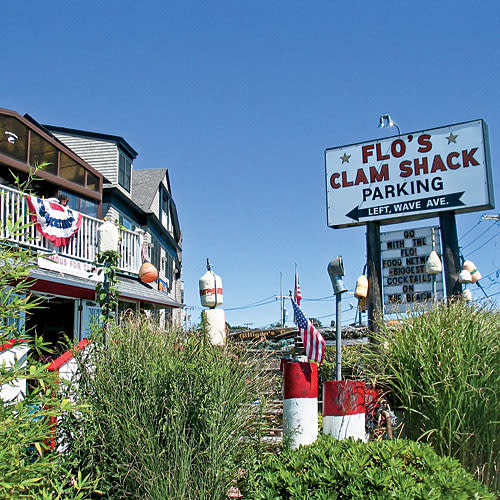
[{"x1": 0, "y1": 184, "x2": 141, "y2": 274}]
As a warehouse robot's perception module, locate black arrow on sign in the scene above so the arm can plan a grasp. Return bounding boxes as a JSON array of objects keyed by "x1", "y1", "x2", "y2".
[{"x1": 346, "y1": 192, "x2": 465, "y2": 222}]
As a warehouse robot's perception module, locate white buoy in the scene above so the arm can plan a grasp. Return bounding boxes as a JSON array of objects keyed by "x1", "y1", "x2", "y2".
[
  {"x1": 199, "y1": 269, "x2": 223, "y2": 308},
  {"x1": 462, "y1": 260, "x2": 482, "y2": 283},
  {"x1": 425, "y1": 250, "x2": 442, "y2": 274},
  {"x1": 459, "y1": 269, "x2": 473, "y2": 284},
  {"x1": 323, "y1": 380, "x2": 367, "y2": 442},
  {"x1": 98, "y1": 219, "x2": 119, "y2": 253},
  {"x1": 282, "y1": 358, "x2": 318, "y2": 449}
]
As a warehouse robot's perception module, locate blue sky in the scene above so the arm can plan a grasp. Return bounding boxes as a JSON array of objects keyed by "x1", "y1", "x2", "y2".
[{"x1": 3, "y1": 1, "x2": 500, "y2": 328}]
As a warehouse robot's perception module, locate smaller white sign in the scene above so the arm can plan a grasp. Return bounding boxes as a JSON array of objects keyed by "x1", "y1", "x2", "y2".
[
  {"x1": 38, "y1": 254, "x2": 103, "y2": 282},
  {"x1": 381, "y1": 226, "x2": 443, "y2": 313}
]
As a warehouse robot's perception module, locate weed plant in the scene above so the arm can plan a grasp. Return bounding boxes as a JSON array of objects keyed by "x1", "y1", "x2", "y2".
[
  {"x1": 358, "y1": 301, "x2": 500, "y2": 493},
  {"x1": 63, "y1": 316, "x2": 272, "y2": 499}
]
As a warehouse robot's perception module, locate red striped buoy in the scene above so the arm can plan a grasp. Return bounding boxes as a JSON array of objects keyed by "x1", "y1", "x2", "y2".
[
  {"x1": 323, "y1": 380, "x2": 366, "y2": 441},
  {"x1": 282, "y1": 358, "x2": 318, "y2": 449}
]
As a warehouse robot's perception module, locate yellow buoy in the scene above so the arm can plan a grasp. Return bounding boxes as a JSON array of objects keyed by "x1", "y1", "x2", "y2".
[{"x1": 354, "y1": 275, "x2": 368, "y2": 299}]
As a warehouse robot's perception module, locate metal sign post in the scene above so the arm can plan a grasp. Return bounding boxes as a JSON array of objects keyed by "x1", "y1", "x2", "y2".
[{"x1": 327, "y1": 257, "x2": 346, "y2": 380}]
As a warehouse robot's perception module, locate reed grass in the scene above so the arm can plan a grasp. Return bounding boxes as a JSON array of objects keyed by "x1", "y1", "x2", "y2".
[
  {"x1": 359, "y1": 301, "x2": 500, "y2": 494},
  {"x1": 62, "y1": 317, "x2": 271, "y2": 499}
]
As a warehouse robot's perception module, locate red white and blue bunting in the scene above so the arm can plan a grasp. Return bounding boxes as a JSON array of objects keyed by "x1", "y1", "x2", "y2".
[{"x1": 26, "y1": 196, "x2": 83, "y2": 247}]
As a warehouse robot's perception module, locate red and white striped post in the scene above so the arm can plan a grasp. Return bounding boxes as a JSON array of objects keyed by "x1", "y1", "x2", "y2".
[
  {"x1": 323, "y1": 380, "x2": 366, "y2": 442},
  {"x1": 282, "y1": 357, "x2": 318, "y2": 449}
]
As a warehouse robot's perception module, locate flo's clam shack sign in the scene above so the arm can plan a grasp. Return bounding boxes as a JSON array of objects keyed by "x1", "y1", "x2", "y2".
[
  {"x1": 381, "y1": 226, "x2": 444, "y2": 313},
  {"x1": 325, "y1": 120, "x2": 494, "y2": 228}
]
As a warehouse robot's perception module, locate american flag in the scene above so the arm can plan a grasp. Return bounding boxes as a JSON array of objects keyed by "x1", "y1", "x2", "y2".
[
  {"x1": 294, "y1": 269, "x2": 301, "y2": 306},
  {"x1": 290, "y1": 298, "x2": 325, "y2": 363}
]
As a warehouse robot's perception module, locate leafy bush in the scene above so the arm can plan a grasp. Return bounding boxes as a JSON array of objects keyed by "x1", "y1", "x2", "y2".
[
  {"x1": 241, "y1": 435, "x2": 494, "y2": 499},
  {"x1": 63, "y1": 317, "x2": 271, "y2": 499},
  {"x1": 0, "y1": 200, "x2": 97, "y2": 498},
  {"x1": 359, "y1": 301, "x2": 500, "y2": 493}
]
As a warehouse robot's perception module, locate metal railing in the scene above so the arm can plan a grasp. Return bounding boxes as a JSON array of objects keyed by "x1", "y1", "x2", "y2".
[{"x1": 0, "y1": 184, "x2": 141, "y2": 274}]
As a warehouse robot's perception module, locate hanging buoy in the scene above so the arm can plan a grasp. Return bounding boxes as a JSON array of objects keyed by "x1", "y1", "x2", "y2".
[
  {"x1": 459, "y1": 269, "x2": 473, "y2": 284},
  {"x1": 425, "y1": 250, "x2": 442, "y2": 274},
  {"x1": 199, "y1": 268, "x2": 223, "y2": 308},
  {"x1": 462, "y1": 288, "x2": 473, "y2": 301},
  {"x1": 139, "y1": 262, "x2": 159, "y2": 283},
  {"x1": 354, "y1": 275, "x2": 368, "y2": 299},
  {"x1": 358, "y1": 297, "x2": 367, "y2": 312},
  {"x1": 462, "y1": 260, "x2": 482, "y2": 283}
]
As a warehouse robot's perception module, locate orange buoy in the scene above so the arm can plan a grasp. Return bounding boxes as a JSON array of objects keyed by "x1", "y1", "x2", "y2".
[{"x1": 139, "y1": 262, "x2": 159, "y2": 283}]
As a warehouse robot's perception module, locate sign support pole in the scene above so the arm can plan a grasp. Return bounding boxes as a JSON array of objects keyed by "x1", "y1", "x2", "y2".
[
  {"x1": 439, "y1": 211, "x2": 462, "y2": 299},
  {"x1": 366, "y1": 222, "x2": 383, "y2": 338}
]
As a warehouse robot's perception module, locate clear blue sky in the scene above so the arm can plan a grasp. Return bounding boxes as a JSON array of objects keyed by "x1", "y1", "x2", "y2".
[{"x1": 3, "y1": 1, "x2": 500, "y2": 328}]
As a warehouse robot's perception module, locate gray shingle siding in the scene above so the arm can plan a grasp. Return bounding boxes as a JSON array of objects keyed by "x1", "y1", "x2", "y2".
[{"x1": 52, "y1": 133, "x2": 119, "y2": 184}]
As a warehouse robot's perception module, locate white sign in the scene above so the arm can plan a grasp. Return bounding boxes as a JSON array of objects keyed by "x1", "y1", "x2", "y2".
[
  {"x1": 325, "y1": 120, "x2": 494, "y2": 228},
  {"x1": 381, "y1": 226, "x2": 443, "y2": 313},
  {"x1": 38, "y1": 254, "x2": 103, "y2": 282}
]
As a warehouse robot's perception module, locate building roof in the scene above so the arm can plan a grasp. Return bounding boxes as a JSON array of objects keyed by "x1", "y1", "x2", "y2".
[
  {"x1": 43, "y1": 124, "x2": 138, "y2": 159},
  {"x1": 132, "y1": 168, "x2": 169, "y2": 212},
  {"x1": 30, "y1": 267, "x2": 182, "y2": 308}
]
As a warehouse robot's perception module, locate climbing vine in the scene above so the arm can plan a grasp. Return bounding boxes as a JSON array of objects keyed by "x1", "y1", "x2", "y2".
[{"x1": 95, "y1": 250, "x2": 121, "y2": 324}]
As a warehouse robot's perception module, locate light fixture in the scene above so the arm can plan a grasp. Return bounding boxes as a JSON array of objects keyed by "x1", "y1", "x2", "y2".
[{"x1": 378, "y1": 114, "x2": 401, "y2": 135}]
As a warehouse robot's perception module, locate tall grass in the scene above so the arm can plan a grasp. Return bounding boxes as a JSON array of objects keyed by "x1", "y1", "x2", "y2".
[
  {"x1": 359, "y1": 301, "x2": 500, "y2": 493},
  {"x1": 62, "y1": 317, "x2": 271, "y2": 499}
]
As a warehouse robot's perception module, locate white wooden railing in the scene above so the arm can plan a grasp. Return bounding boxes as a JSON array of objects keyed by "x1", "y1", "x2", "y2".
[{"x1": 0, "y1": 184, "x2": 141, "y2": 274}]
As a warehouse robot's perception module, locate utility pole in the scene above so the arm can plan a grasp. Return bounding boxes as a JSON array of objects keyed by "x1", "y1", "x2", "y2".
[
  {"x1": 366, "y1": 222, "x2": 383, "y2": 337},
  {"x1": 439, "y1": 211, "x2": 462, "y2": 299},
  {"x1": 280, "y1": 272, "x2": 284, "y2": 327}
]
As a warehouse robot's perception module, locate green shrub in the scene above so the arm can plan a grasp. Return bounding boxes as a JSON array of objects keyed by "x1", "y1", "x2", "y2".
[
  {"x1": 359, "y1": 301, "x2": 500, "y2": 493},
  {"x1": 241, "y1": 435, "x2": 494, "y2": 499},
  {"x1": 1, "y1": 165, "x2": 98, "y2": 499},
  {"x1": 63, "y1": 317, "x2": 271, "y2": 499}
]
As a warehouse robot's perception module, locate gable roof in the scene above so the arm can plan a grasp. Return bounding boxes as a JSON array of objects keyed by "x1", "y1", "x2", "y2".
[
  {"x1": 132, "y1": 168, "x2": 168, "y2": 212},
  {"x1": 44, "y1": 124, "x2": 138, "y2": 159}
]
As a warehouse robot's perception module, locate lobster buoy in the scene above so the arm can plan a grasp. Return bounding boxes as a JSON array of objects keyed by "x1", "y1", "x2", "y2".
[
  {"x1": 459, "y1": 269, "x2": 473, "y2": 284},
  {"x1": 354, "y1": 275, "x2": 368, "y2": 299},
  {"x1": 462, "y1": 260, "x2": 482, "y2": 283},
  {"x1": 358, "y1": 296, "x2": 367, "y2": 312},
  {"x1": 139, "y1": 262, "x2": 159, "y2": 283},
  {"x1": 425, "y1": 250, "x2": 442, "y2": 274},
  {"x1": 199, "y1": 269, "x2": 223, "y2": 308},
  {"x1": 462, "y1": 288, "x2": 473, "y2": 301}
]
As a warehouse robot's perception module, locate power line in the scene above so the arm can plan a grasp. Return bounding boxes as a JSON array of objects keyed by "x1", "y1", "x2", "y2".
[
  {"x1": 466, "y1": 227, "x2": 500, "y2": 257},
  {"x1": 460, "y1": 222, "x2": 497, "y2": 251},
  {"x1": 459, "y1": 217, "x2": 483, "y2": 242}
]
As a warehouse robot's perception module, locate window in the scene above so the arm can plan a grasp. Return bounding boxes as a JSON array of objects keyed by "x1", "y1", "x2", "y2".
[
  {"x1": 86, "y1": 171, "x2": 99, "y2": 191},
  {"x1": 150, "y1": 236, "x2": 161, "y2": 272},
  {"x1": 60, "y1": 153, "x2": 85, "y2": 185},
  {"x1": 60, "y1": 189, "x2": 99, "y2": 218},
  {"x1": 118, "y1": 152, "x2": 131, "y2": 191},
  {"x1": 0, "y1": 115, "x2": 28, "y2": 162},
  {"x1": 119, "y1": 213, "x2": 137, "y2": 232},
  {"x1": 29, "y1": 132, "x2": 58, "y2": 174},
  {"x1": 161, "y1": 190, "x2": 170, "y2": 230}
]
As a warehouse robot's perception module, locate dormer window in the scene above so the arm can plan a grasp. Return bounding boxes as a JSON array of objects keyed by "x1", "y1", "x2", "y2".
[{"x1": 118, "y1": 152, "x2": 131, "y2": 191}]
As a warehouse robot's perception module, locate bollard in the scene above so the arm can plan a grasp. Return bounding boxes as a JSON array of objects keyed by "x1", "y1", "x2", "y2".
[
  {"x1": 282, "y1": 357, "x2": 318, "y2": 449},
  {"x1": 323, "y1": 380, "x2": 366, "y2": 442}
]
